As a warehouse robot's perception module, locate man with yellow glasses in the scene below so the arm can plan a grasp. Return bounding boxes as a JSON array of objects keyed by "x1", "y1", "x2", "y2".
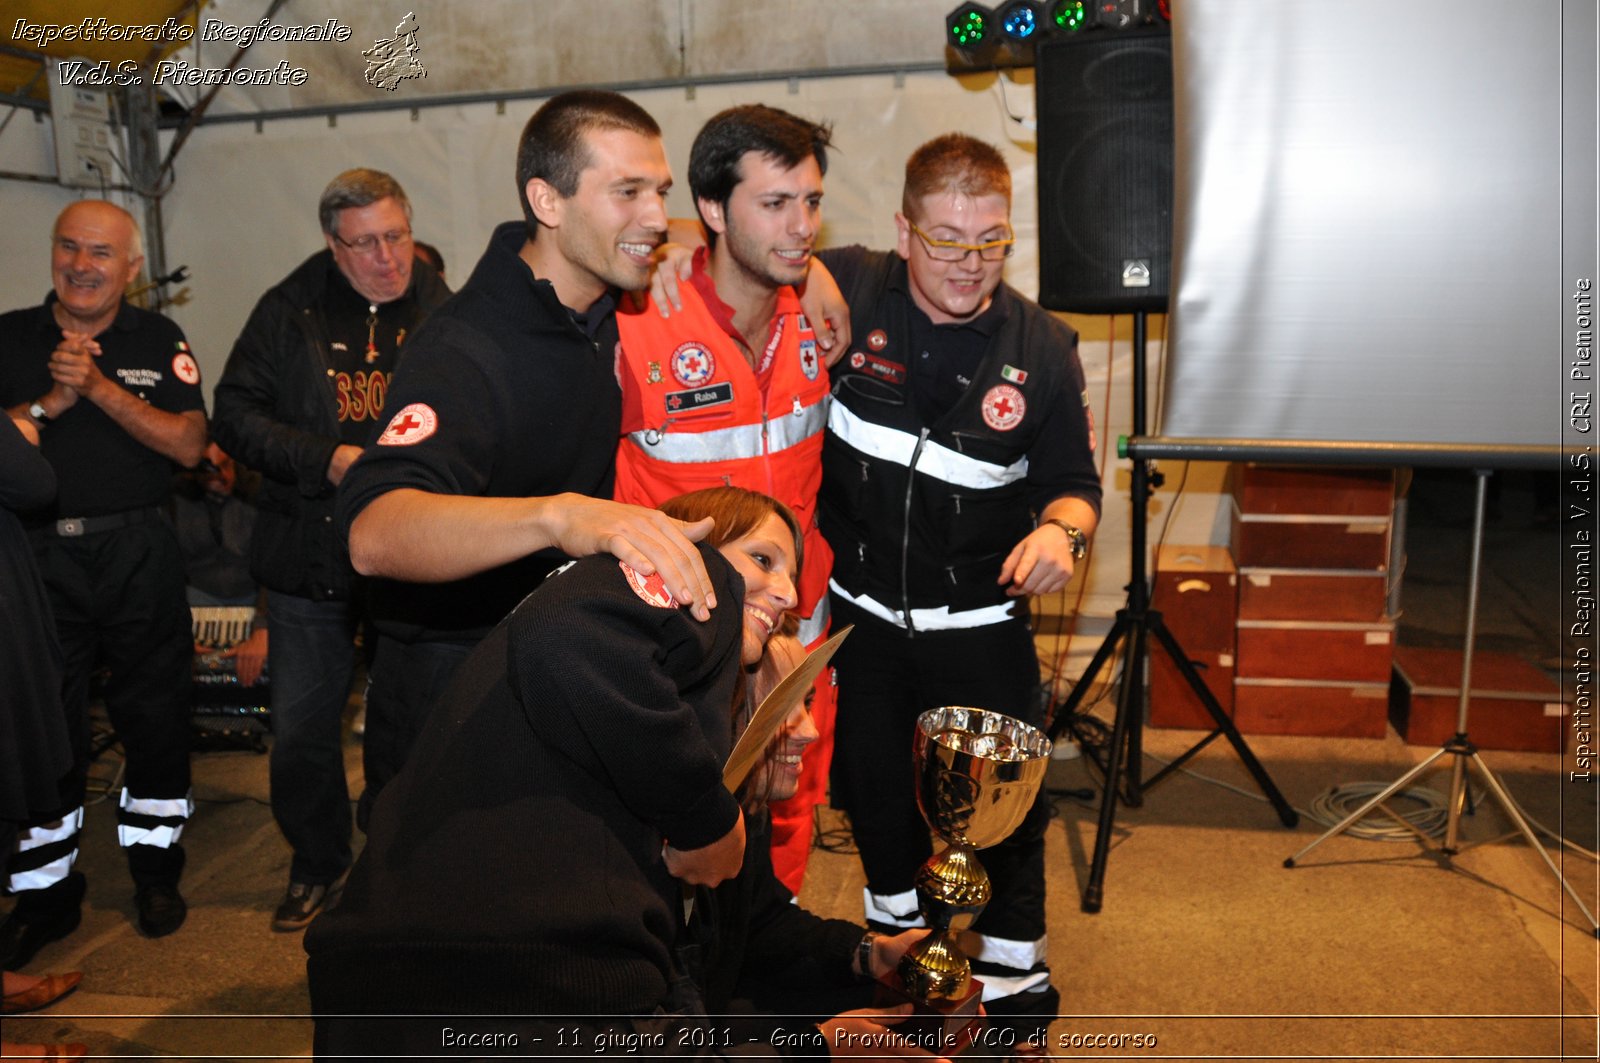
[{"x1": 812, "y1": 132, "x2": 1102, "y2": 1040}]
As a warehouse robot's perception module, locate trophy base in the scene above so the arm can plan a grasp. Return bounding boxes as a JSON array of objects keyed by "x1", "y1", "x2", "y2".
[{"x1": 873, "y1": 975, "x2": 984, "y2": 1055}]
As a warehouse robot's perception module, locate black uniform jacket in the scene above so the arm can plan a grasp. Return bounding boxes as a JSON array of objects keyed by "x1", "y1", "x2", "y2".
[{"x1": 212, "y1": 252, "x2": 449, "y2": 601}]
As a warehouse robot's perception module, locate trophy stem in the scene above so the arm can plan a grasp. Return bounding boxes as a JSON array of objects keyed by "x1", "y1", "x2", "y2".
[{"x1": 899, "y1": 843, "x2": 992, "y2": 1002}]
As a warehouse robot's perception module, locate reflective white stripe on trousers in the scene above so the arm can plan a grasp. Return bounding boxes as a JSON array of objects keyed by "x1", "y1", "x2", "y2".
[
  {"x1": 865, "y1": 887, "x2": 1049, "y2": 999},
  {"x1": 116, "y1": 789, "x2": 194, "y2": 848},
  {"x1": 8, "y1": 809, "x2": 83, "y2": 891}
]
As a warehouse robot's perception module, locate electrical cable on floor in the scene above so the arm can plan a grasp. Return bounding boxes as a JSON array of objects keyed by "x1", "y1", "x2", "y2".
[
  {"x1": 1305, "y1": 781, "x2": 1451, "y2": 841},
  {"x1": 1135, "y1": 747, "x2": 1599, "y2": 858},
  {"x1": 812, "y1": 805, "x2": 858, "y2": 856}
]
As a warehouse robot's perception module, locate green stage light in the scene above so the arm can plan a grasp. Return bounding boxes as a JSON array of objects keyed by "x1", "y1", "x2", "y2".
[
  {"x1": 1050, "y1": 0, "x2": 1088, "y2": 32},
  {"x1": 946, "y1": 3, "x2": 993, "y2": 50}
]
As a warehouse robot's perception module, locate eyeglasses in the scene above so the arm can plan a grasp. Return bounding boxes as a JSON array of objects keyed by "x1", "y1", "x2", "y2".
[
  {"x1": 332, "y1": 228, "x2": 413, "y2": 255},
  {"x1": 907, "y1": 221, "x2": 1015, "y2": 262}
]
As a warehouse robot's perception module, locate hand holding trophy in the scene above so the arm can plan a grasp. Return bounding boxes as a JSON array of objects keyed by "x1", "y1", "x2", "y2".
[{"x1": 886, "y1": 706, "x2": 1052, "y2": 1049}]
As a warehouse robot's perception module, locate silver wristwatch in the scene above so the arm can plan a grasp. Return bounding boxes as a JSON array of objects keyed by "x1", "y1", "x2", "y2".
[{"x1": 1043, "y1": 518, "x2": 1088, "y2": 561}]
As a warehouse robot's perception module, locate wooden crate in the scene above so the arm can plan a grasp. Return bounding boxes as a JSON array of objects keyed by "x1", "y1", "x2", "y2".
[
  {"x1": 1234, "y1": 678, "x2": 1390, "y2": 738},
  {"x1": 1151, "y1": 545, "x2": 1237, "y2": 654},
  {"x1": 1231, "y1": 504, "x2": 1392, "y2": 569},
  {"x1": 1149, "y1": 649, "x2": 1235, "y2": 730},
  {"x1": 1231, "y1": 464, "x2": 1395, "y2": 517},
  {"x1": 1238, "y1": 567, "x2": 1390, "y2": 623},
  {"x1": 1235, "y1": 619, "x2": 1396, "y2": 684},
  {"x1": 1390, "y1": 646, "x2": 1568, "y2": 752}
]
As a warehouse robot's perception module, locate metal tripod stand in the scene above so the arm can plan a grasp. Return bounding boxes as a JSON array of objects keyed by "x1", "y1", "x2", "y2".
[
  {"x1": 1284, "y1": 469, "x2": 1598, "y2": 938},
  {"x1": 1047, "y1": 311, "x2": 1299, "y2": 914}
]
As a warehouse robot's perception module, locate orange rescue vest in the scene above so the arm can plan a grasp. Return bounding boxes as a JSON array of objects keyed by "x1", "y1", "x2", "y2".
[{"x1": 614, "y1": 284, "x2": 832, "y2": 638}]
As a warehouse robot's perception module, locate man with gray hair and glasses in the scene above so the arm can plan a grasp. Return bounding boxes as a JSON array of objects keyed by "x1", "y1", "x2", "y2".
[{"x1": 212, "y1": 167, "x2": 449, "y2": 932}]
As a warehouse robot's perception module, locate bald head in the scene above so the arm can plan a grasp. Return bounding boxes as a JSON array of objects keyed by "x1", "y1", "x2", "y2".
[{"x1": 51, "y1": 200, "x2": 144, "y2": 334}]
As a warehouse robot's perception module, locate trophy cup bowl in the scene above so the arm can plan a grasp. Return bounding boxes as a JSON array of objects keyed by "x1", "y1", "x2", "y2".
[{"x1": 890, "y1": 707, "x2": 1052, "y2": 1042}]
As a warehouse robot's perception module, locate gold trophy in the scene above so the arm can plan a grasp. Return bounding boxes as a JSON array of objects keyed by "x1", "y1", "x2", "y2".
[{"x1": 889, "y1": 706, "x2": 1052, "y2": 1047}]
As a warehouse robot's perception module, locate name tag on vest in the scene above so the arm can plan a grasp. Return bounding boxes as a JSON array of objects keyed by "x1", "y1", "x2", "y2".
[{"x1": 664, "y1": 381, "x2": 734, "y2": 413}]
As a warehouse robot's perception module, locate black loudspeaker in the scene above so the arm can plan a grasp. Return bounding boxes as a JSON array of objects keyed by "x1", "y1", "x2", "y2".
[{"x1": 1036, "y1": 27, "x2": 1174, "y2": 314}]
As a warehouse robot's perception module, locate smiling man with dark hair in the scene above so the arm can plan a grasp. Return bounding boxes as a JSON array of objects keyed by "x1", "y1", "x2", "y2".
[{"x1": 334, "y1": 91, "x2": 729, "y2": 830}]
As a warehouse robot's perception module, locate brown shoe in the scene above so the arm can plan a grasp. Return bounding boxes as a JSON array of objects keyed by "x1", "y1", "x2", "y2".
[{"x1": 2, "y1": 970, "x2": 83, "y2": 1014}]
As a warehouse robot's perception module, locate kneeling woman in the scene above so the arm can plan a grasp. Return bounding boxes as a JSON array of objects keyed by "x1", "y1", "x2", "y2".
[{"x1": 307, "y1": 487, "x2": 931, "y2": 1059}]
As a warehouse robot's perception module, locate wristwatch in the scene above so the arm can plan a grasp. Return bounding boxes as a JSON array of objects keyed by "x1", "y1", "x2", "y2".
[
  {"x1": 856, "y1": 931, "x2": 881, "y2": 980},
  {"x1": 27, "y1": 401, "x2": 50, "y2": 426},
  {"x1": 1043, "y1": 518, "x2": 1088, "y2": 561}
]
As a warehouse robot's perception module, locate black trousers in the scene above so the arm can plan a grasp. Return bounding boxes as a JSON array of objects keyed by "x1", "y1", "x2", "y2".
[
  {"x1": 32, "y1": 518, "x2": 192, "y2": 884},
  {"x1": 828, "y1": 600, "x2": 1049, "y2": 952}
]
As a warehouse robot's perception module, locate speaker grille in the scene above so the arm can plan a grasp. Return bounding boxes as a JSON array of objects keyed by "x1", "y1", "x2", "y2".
[{"x1": 1036, "y1": 27, "x2": 1174, "y2": 314}]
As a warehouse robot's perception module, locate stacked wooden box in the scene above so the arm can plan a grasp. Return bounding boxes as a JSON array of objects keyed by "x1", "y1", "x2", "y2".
[
  {"x1": 1389, "y1": 645, "x2": 1568, "y2": 752},
  {"x1": 1229, "y1": 464, "x2": 1397, "y2": 738},
  {"x1": 1148, "y1": 545, "x2": 1237, "y2": 729}
]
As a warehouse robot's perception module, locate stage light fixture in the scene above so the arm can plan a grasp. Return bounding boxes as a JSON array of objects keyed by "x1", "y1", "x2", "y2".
[
  {"x1": 998, "y1": 0, "x2": 1044, "y2": 40},
  {"x1": 945, "y1": 2, "x2": 1006, "y2": 71},
  {"x1": 946, "y1": 2, "x2": 994, "y2": 51},
  {"x1": 1048, "y1": 0, "x2": 1089, "y2": 32}
]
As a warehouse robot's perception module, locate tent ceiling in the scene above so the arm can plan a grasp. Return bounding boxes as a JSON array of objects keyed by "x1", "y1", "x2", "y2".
[
  {"x1": 3, "y1": 0, "x2": 954, "y2": 122},
  {"x1": 2, "y1": 0, "x2": 202, "y2": 102}
]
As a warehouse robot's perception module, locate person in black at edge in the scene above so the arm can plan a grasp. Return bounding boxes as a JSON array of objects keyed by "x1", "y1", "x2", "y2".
[
  {"x1": 335, "y1": 92, "x2": 727, "y2": 827},
  {"x1": 0, "y1": 200, "x2": 208, "y2": 958},
  {"x1": 306, "y1": 487, "x2": 940, "y2": 1060},
  {"x1": 809, "y1": 133, "x2": 1103, "y2": 1037},
  {"x1": 212, "y1": 168, "x2": 450, "y2": 934},
  {"x1": 0, "y1": 413, "x2": 89, "y2": 1060}
]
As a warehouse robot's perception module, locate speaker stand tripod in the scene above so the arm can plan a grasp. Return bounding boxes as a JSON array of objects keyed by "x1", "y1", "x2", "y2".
[
  {"x1": 1284, "y1": 470, "x2": 1599, "y2": 937},
  {"x1": 1048, "y1": 311, "x2": 1298, "y2": 914}
]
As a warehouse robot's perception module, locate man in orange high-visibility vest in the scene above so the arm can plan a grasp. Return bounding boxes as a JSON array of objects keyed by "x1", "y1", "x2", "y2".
[{"x1": 615, "y1": 104, "x2": 835, "y2": 893}]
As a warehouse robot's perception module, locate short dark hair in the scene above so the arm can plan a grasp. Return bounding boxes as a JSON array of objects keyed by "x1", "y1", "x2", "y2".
[
  {"x1": 319, "y1": 169, "x2": 411, "y2": 236},
  {"x1": 901, "y1": 133, "x2": 1012, "y2": 219},
  {"x1": 515, "y1": 90, "x2": 661, "y2": 242},
  {"x1": 688, "y1": 105, "x2": 833, "y2": 250}
]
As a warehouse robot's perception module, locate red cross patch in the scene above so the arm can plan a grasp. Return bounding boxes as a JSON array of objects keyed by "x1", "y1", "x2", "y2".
[
  {"x1": 377, "y1": 402, "x2": 439, "y2": 446},
  {"x1": 799, "y1": 340, "x2": 819, "y2": 381},
  {"x1": 171, "y1": 351, "x2": 200, "y2": 386},
  {"x1": 620, "y1": 561, "x2": 677, "y2": 609},
  {"x1": 981, "y1": 384, "x2": 1026, "y2": 432},
  {"x1": 671, "y1": 342, "x2": 716, "y2": 387}
]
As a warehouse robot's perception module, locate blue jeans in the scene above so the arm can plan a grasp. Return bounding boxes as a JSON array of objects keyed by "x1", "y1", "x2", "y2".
[{"x1": 266, "y1": 591, "x2": 357, "y2": 885}]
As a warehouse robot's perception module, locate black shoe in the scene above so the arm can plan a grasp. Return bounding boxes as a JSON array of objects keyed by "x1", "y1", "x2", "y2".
[
  {"x1": 271, "y1": 870, "x2": 348, "y2": 933},
  {"x1": 134, "y1": 882, "x2": 187, "y2": 938},
  {"x1": 0, "y1": 903, "x2": 82, "y2": 969},
  {"x1": 982, "y1": 983, "x2": 1060, "y2": 1047}
]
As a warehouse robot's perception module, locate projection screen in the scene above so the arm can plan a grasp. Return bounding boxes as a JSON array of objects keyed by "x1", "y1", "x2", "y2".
[{"x1": 1156, "y1": 0, "x2": 1567, "y2": 459}]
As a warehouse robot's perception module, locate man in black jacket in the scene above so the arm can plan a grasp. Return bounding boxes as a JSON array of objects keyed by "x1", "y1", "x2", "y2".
[
  {"x1": 212, "y1": 168, "x2": 449, "y2": 932},
  {"x1": 815, "y1": 134, "x2": 1101, "y2": 1033},
  {"x1": 0, "y1": 201, "x2": 207, "y2": 957}
]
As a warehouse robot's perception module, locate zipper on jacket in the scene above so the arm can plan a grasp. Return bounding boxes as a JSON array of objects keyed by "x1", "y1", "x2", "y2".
[{"x1": 900, "y1": 428, "x2": 930, "y2": 636}]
